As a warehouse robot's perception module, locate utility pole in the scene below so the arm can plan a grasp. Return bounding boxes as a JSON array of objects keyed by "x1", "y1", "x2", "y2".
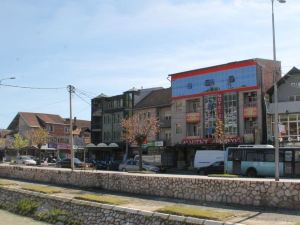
[
  {"x1": 271, "y1": 0, "x2": 286, "y2": 181},
  {"x1": 68, "y1": 85, "x2": 75, "y2": 170}
]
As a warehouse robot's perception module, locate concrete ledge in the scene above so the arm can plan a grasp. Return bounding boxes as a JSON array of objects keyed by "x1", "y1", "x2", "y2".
[
  {"x1": 0, "y1": 186, "x2": 242, "y2": 225},
  {"x1": 1, "y1": 164, "x2": 299, "y2": 210}
]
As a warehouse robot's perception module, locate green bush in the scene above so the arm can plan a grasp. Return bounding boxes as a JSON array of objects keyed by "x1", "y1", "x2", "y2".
[
  {"x1": 36, "y1": 208, "x2": 81, "y2": 225},
  {"x1": 15, "y1": 199, "x2": 39, "y2": 216}
]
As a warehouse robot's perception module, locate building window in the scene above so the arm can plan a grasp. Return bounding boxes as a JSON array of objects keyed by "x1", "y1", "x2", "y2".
[
  {"x1": 47, "y1": 125, "x2": 53, "y2": 132},
  {"x1": 187, "y1": 124, "x2": 200, "y2": 136},
  {"x1": 224, "y1": 92, "x2": 238, "y2": 135},
  {"x1": 64, "y1": 127, "x2": 69, "y2": 133},
  {"x1": 175, "y1": 101, "x2": 183, "y2": 112},
  {"x1": 204, "y1": 79, "x2": 215, "y2": 86},
  {"x1": 175, "y1": 124, "x2": 182, "y2": 134},
  {"x1": 289, "y1": 96, "x2": 300, "y2": 101},
  {"x1": 187, "y1": 99, "x2": 201, "y2": 113}
]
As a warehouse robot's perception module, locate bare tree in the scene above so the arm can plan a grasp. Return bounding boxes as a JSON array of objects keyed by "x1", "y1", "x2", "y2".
[
  {"x1": 29, "y1": 128, "x2": 49, "y2": 162},
  {"x1": 121, "y1": 113, "x2": 159, "y2": 171},
  {"x1": 12, "y1": 133, "x2": 29, "y2": 156}
]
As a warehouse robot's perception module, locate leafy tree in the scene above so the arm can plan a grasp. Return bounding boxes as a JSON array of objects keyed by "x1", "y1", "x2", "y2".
[
  {"x1": 214, "y1": 119, "x2": 225, "y2": 150},
  {"x1": 29, "y1": 128, "x2": 49, "y2": 161},
  {"x1": 121, "y1": 113, "x2": 159, "y2": 171},
  {"x1": 12, "y1": 133, "x2": 29, "y2": 156}
]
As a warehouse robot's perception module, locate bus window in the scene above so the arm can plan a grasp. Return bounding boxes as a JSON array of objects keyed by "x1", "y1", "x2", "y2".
[
  {"x1": 285, "y1": 151, "x2": 293, "y2": 162},
  {"x1": 265, "y1": 149, "x2": 275, "y2": 162},
  {"x1": 232, "y1": 149, "x2": 244, "y2": 161}
]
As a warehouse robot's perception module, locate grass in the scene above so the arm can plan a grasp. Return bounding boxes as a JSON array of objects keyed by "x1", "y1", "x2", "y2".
[
  {"x1": 207, "y1": 174, "x2": 239, "y2": 178},
  {"x1": 15, "y1": 199, "x2": 39, "y2": 216},
  {"x1": 156, "y1": 205, "x2": 234, "y2": 221},
  {"x1": 0, "y1": 179, "x2": 16, "y2": 186},
  {"x1": 74, "y1": 194, "x2": 128, "y2": 205},
  {"x1": 21, "y1": 184, "x2": 62, "y2": 194}
]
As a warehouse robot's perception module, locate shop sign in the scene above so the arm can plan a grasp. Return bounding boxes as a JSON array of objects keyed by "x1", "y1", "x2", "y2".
[
  {"x1": 216, "y1": 94, "x2": 224, "y2": 120},
  {"x1": 186, "y1": 113, "x2": 201, "y2": 123},
  {"x1": 243, "y1": 107, "x2": 257, "y2": 118},
  {"x1": 48, "y1": 143, "x2": 57, "y2": 149},
  {"x1": 142, "y1": 140, "x2": 164, "y2": 148},
  {"x1": 57, "y1": 143, "x2": 71, "y2": 150},
  {"x1": 182, "y1": 136, "x2": 241, "y2": 145}
]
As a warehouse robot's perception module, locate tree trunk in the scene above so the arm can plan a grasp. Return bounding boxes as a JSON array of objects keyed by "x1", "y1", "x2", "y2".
[
  {"x1": 138, "y1": 146, "x2": 143, "y2": 171},
  {"x1": 123, "y1": 142, "x2": 129, "y2": 162}
]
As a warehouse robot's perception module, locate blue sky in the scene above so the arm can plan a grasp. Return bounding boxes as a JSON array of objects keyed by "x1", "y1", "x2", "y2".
[{"x1": 0, "y1": 0, "x2": 299, "y2": 128}]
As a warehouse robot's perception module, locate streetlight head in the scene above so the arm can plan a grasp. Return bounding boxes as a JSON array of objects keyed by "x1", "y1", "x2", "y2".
[
  {"x1": 277, "y1": 0, "x2": 286, "y2": 3},
  {"x1": 10, "y1": 77, "x2": 16, "y2": 80}
]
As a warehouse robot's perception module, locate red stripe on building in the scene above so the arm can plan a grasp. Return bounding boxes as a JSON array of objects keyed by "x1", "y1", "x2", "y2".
[
  {"x1": 172, "y1": 86, "x2": 258, "y2": 100},
  {"x1": 170, "y1": 60, "x2": 257, "y2": 81}
]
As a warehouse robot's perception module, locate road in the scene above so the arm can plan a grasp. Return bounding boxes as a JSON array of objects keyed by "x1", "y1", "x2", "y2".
[{"x1": 0, "y1": 210, "x2": 50, "y2": 225}]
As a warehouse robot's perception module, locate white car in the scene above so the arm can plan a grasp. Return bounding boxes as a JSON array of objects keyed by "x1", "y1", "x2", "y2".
[
  {"x1": 16, "y1": 155, "x2": 37, "y2": 166},
  {"x1": 119, "y1": 159, "x2": 160, "y2": 172}
]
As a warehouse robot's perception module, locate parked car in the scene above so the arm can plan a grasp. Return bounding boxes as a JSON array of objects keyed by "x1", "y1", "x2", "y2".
[
  {"x1": 16, "y1": 155, "x2": 37, "y2": 166},
  {"x1": 119, "y1": 159, "x2": 160, "y2": 172},
  {"x1": 56, "y1": 158, "x2": 84, "y2": 168},
  {"x1": 194, "y1": 150, "x2": 224, "y2": 174},
  {"x1": 197, "y1": 161, "x2": 224, "y2": 175},
  {"x1": 91, "y1": 160, "x2": 109, "y2": 170}
]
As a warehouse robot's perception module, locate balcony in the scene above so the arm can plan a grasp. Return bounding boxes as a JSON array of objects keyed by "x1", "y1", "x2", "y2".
[
  {"x1": 92, "y1": 110, "x2": 102, "y2": 116},
  {"x1": 268, "y1": 101, "x2": 300, "y2": 114},
  {"x1": 159, "y1": 119, "x2": 171, "y2": 128},
  {"x1": 243, "y1": 105, "x2": 257, "y2": 118},
  {"x1": 186, "y1": 112, "x2": 201, "y2": 124}
]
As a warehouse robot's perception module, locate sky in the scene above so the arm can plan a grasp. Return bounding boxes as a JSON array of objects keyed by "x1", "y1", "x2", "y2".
[{"x1": 0, "y1": 0, "x2": 299, "y2": 128}]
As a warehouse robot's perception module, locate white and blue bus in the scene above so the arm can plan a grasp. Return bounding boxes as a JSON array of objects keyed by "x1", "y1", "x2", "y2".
[{"x1": 225, "y1": 145, "x2": 300, "y2": 177}]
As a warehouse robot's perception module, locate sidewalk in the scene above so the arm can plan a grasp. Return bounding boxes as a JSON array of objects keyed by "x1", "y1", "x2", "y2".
[{"x1": 1, "y1": 177, "x2": 300, "y2": 225}]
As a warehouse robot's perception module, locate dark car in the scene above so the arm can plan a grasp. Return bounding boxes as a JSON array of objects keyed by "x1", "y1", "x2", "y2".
[
  {"x1": 91, "y1": 160, "x2": 109, "y2": 170},
  {"x1": 198, "y1": 161, "x2": 224, "y2": 175},
  {"x1": 56, "y1": 158, "x2": 84, "y2": 168}
]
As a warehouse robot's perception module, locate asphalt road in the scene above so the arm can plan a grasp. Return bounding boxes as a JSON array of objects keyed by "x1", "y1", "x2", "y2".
[{"x1": 0, "y1": 210, "x2": 50, "y2": 225}]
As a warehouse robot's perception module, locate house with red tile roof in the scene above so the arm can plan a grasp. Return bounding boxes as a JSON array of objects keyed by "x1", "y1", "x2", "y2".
[{"x1": 7, "y1": 112, "x2": 70, "y2": 151}]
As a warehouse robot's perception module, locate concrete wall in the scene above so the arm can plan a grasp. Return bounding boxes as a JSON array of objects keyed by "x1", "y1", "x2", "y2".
[
  {"x1": 0, "y1": 187, "x2": 209, "y2": 225},
  {"x1": 0, "y1": 165, "x2": 300, "y2": 210}
]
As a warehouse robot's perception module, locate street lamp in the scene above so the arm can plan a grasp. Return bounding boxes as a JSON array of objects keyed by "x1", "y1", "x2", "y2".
[
  {"x1": 0, "y1": 77, "x2": 16, "y2": 85},
  {"x1": 271, "y1": 0, "x2": 286, "y2": 181}
]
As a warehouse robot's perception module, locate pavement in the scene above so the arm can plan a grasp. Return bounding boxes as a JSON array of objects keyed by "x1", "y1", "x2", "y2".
[
  {"x1": 0, "y1": 209, "x2": 50, "y2": 225},
  {"x1": 1, "y1": 177, "x2": 300, "y2": 225}
]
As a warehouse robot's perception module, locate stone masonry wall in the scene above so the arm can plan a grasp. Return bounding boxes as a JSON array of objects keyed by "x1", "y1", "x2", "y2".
[
  {"x1": 0, "y1": 165, "x2": 300, "y2": 210},
  {"x1": 0, "y1": 187, "x2": 209, "y2": 225}
]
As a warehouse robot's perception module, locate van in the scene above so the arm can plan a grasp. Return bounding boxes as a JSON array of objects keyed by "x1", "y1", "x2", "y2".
[{"x1": 194, "y1": 150, "x2": 225, "y2": 174}]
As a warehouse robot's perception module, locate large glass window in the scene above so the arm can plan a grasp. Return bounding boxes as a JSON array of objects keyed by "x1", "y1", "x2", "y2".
[
  {"x1": 186, "y1": 99, "x2": 201, "y2": 113},
  {"x1": 271, "y1": 114, "x2": 300, "y2": 142},
  {"x1": 172, "y1": 65, "x2": 257, "y2": 98},
  {"x1": 224, "y1": 93, "x2": 238, "y2": 135}
]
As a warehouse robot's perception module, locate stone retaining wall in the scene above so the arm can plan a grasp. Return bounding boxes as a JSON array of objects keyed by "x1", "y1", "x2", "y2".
[
  {"x1": 0, "y1": 165, "x2": 300, "y2": 210},
  {"x1": 0, "y1": 187, "x2": 228, "y2": 225}
]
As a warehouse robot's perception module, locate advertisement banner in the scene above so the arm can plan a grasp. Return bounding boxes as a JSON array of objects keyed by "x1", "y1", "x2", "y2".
[
  {"x1": 216, "y1": 93, "x2": 224, "y2": 120},
  {"x1": 182, "y1": 136, "x2": 241, "y2": 145}
]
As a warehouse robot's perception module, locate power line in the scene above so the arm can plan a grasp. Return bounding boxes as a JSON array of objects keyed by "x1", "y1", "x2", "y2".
[
  {"x1": 0, "y1": 83, "x2": 66, "y2": 90},
  {"x1": 74, "y1": 91, "x2": 91, "y2": 105}
]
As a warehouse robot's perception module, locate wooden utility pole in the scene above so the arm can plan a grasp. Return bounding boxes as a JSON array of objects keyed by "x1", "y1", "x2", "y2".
[{"x1": 68, "y1": 85, "x2": 75, "y2": 170}]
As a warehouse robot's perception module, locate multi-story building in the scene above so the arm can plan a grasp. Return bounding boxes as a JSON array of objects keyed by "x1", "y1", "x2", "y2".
[
  {"x1": 134, "y1": 88, "x2": 172, "y2": 148},
  {"x1": 169, "y1": 58, "x2": 281, "y2": 168},
  {"x1": 90, "y1": 87, "x2": 162, "y2": 160},
  {"x1": 267, "y1": 67, "x2": 300, "y2": 146}
]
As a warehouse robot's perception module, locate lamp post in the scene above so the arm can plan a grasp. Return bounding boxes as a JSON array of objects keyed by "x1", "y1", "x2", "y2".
[{"x1": 271, "y1": 0, "x2": 286, "y2": 181}]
